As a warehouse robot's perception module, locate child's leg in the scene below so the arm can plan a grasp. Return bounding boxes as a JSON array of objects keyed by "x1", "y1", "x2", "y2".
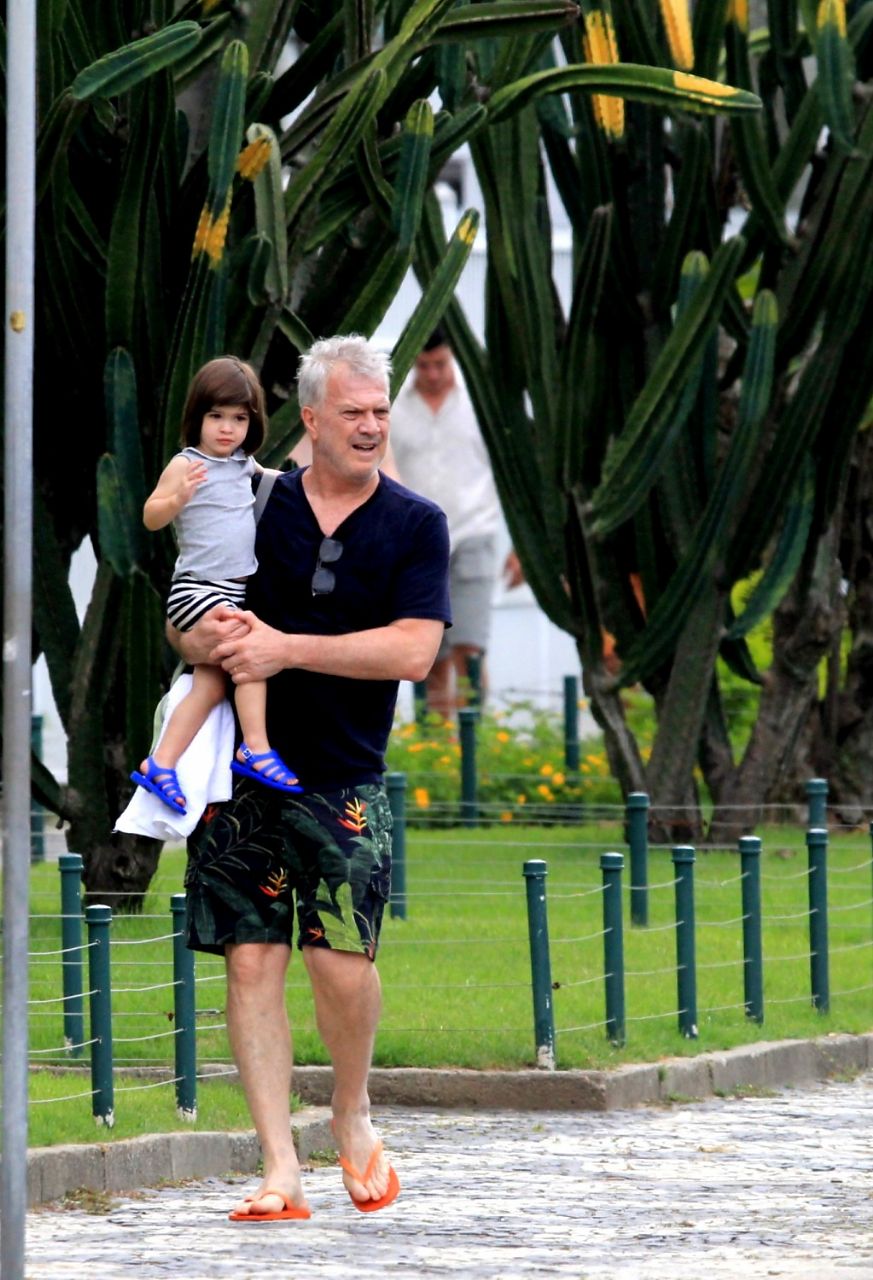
[
  {"x1": 149, "y1": 664, "x2": 227, "y2": 770},
  {"x1": 234, "y1": 681, "x2": 300, "y2": 788},
  {"x1": 234, "y1": 679, "x2": 270, "y2": 755}
]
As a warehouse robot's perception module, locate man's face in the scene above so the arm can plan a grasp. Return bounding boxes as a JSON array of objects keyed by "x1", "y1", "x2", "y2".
[
  {"x1": 413, "y1": 345, "x2": 455, "y2": 398},
  {"x1": 302, "y1": 362, "x2": 390, "y2": 482}
]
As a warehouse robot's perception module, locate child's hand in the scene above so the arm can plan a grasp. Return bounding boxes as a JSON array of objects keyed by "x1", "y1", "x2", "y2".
[{"x1": 177, "y1": 459, "x2": 208, "y2": 506}]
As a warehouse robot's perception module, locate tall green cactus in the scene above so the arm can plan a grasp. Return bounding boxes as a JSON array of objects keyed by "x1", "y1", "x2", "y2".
[
  {"x1": 424, "y1": 0, "x2": 873, "y2": 838},
  {"x1": 13, "y1": 0, "x2": 869, "y2": 893}
]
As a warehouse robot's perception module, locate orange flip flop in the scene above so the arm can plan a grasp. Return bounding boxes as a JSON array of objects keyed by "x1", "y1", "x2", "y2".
[
  {"x1": 228, "y1": 1188, "x2": 311, "y2": 1222},
  {"x1": 338, "y1": 1140, "x2": 401, "y2": 1213}
]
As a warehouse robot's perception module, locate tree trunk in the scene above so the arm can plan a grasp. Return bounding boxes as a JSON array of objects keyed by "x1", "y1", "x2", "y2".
[
  {"x1": 581, "y1": 651, "x2": 647, "y2": 798},
  {"x1": 75, "y1": 828, "x2": 163, "y2": 913},
  {"x1": 708, "y1": 532, "x2": 843, "y2": 843},
  {"x1": 645, "y1": 588, "x2": 725, "y2": 844},
  {"x1": 822, "y1": 435, "x2": 873, "y2": 824}
]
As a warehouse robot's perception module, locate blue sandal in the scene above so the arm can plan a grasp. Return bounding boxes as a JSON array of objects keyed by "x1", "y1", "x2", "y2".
[
  {"x1": 130, "y1": 757, "x2": 187, "y2": 813},
  {"x1": 231, "y1": 743, "x2": 303, "y2": 794}
]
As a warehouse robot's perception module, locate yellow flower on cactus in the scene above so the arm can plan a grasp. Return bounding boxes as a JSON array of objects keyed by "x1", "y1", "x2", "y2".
[
  {"x1": 192, "y1": 194, "x2": 232, "y2": 266},
  {"x1": 672, "y1": 72, "x2": 742, "y2": 104},
  {"x1": 727, "y1": 0, "x2": 749, "y2": 32},
  {"x1": 414, "y1": 787, "x2": 430, "y2": 808},
  {"x1": 659, "y1": 0, "x2": 695, "y2": 70},
  {"x1": 237, "y1": 135, "x2": 272, "y2": 181},
  {"x1": 582, "y1": 7, "x2": 624, "y2": 140},
  {"x1": 817, "y1": 0, "x2": 847, "y2": 36}
]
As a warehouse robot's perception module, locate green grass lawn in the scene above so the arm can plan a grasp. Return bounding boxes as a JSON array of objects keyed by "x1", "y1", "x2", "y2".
[{"x1": 16, "y1": 820, "x2": 873, "y2": 1145}]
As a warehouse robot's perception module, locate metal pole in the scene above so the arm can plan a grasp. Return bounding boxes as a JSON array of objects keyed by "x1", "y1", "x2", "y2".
[
  {"x1": 739, "y1": 836, "x2": 764, "y2": 1024},
  {"x1": 30, "y1": 713, "x2": 45, "y2": 863},
  {"x1": 458, "y1": 706, "x2": 478, "y2": 828},
  {"x1": 59, "y1": 854, "x2": 85, "y2": 1055},
  {"x1": 171, "y1": 895, "x2": 197, "y2": 1121},
  {"x1": 807, "y1": 827, "x2": 830, "y2": 1013},
  {"x1": 672, "y1": 845, "x2": 698, "y2": 1039},
  {"x1": 523, "y1": 859, "x2": 555, "y2": 1070},
  {"x1": 86, "y1": 905, "x2": 115, "y2": 1127},
  {"x1": 464, "y1": 652, "x2": 482, "y2": 709},
  {"x1": 626, "y1": 792, "x2": 649, "y2": 927},
  {"x1": 2, "y1": 0, "x2": 37, "y2": 1271},
  {"x1": 600, "y1": 852, "x2": 625, "y2": 1045},
  {"x1": 563, "y1": 675, "x2": 580, "y2": 774},
  {"x1": 806, "y1": 777, "x2": 828, "y2": 830},
  {"x1": 386, "y1": 772, "x2": 408, "y2": 920},
  {"x1": 412, "y1": 679, "x2": 428, "y2": 724}
]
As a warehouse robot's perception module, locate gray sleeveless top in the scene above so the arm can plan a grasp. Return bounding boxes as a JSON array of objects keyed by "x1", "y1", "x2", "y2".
[{"x1": 173, "y1": 446, "x2": 258, "y2": 581}]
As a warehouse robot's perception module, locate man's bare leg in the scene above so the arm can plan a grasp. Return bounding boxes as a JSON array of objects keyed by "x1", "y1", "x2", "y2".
[
  {"x1": 303, "y1": 946, "x2": 392, "y2": 1204},
  {"x1": 225, "y1": 941, "x2": 308, "y2": 1215}
]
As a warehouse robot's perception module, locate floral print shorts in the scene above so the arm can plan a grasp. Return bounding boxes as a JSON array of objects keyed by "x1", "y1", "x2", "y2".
[{"x1": 184, "y1": 781, "x2": 392, "y2": 960}]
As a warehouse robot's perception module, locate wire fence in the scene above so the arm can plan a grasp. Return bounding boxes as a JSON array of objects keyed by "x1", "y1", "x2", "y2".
[{"x1": 6, "y1": 778, "x2": 873, "y2": 1127}]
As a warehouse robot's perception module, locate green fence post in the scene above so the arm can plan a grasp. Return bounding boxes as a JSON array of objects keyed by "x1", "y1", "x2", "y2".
[
  {"x1": 58, "y1": 854, "x2": 85, "y2": 1056},
  {"x1": 464, "y1": 652, "x2": 482, "y2": 709},
  {"x1": 627, "y1": 792, "x2": 649, "y2": 927},
  {"x1": 459, "y1": 707, "x2": 478, "y2": 828},
  {"x1": 739, "y1": 836, "x2": 764, "y2": 1024},
  {"x1": 563, "y1": 675, "x2": 580, "y2": 774},
  {"x1": 386, "y1": 772, "x2": 408, "y2": 920},
  {"x1": 31, "y1": 713, "x2": 45, "y2": 863},
  {"x1": 672, "y1": 846, "x2": 698, "y2": 1039},
  {"x1": 413, "y1": 680, "x2": 428, "y2": 724},
  {"x1": 807, "y1": 827, "x2": 830, "y2": 1013},
  {"x1": 600, "y1": 852, "x2": 626, "y2": 1046},
  {"x1": 171, "y1": 894, "x2": 197, "y2": 1121},
  {"x1": 85, "y1": 904, "x2": 115, "y2": 1126},
  {"x1": 523, "y1": 859, "x2": 556, "y2": 1070},
  {"x1": 806, "y1": 778, "x2": 828, "y2": 830}
]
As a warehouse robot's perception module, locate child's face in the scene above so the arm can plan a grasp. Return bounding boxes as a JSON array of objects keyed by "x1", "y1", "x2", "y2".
[{"x1": 198, "y1": 403, "x2": 250, "y2": 458}]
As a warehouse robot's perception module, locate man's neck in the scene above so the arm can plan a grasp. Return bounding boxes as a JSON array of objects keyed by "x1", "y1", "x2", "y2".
[{"x1": 302, "y1": 463, "x2": 380, "y2": 530}]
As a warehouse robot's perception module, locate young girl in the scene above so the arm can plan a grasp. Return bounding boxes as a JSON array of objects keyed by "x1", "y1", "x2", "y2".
[{"x1": 130, "y1": 356, "x2": 301, "y2": 813}]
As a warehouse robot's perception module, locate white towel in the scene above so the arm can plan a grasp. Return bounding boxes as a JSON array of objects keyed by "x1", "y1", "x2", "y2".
[{"x1": 114, "y1": 673, "x2": 235, "y2": 843}]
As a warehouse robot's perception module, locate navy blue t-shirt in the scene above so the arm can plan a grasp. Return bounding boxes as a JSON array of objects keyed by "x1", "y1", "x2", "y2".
[{"x1": 247, "y1": 468, "x2": 451, "y2": 790}]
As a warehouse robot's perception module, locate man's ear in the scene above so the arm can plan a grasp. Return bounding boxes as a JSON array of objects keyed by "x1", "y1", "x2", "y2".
[{"x1": 300, "y1": 404, "x2": 317, "y2": 438}]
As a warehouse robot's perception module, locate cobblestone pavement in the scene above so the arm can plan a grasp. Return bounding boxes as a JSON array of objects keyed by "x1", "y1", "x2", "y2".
[{"x1": 25, "y1": 1073, "x2": 873, "y2": 1279}]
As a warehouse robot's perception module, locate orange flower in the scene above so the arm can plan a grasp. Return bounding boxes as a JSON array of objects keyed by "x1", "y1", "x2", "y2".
[
  {"x1": 338, "y1": 797, "x2": 368, "y2": 833},
  {"x1": 260, "y1": 869, "x2": 288, "y2": 899}
]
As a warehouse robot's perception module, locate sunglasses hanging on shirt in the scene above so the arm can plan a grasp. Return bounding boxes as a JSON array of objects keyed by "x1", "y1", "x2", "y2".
[{"x1": 311, "y1": 537, "x2": 343, "y2": 595}]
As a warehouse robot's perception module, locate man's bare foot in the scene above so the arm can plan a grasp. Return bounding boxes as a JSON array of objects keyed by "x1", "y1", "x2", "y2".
[
  {"x1": 332, "y1": 1112, "x2": 394, "y2": 1206},
  {"x1": 230, "y1": 1174, "x2": 309, "y2": 1219}
]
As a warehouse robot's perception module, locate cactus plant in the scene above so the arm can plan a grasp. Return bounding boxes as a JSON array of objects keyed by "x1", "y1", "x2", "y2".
[
  {"x1": 420, "y1": 0, "x2": 873, "y2": 839},
  {"x1": 12, "y1": 0, "x2": 856, "y2": 895}
]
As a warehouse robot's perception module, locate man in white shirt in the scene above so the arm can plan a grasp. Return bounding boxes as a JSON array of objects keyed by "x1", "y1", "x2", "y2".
[{"x1": 391, "y1": 328, "x2": 518, "y2": 715}]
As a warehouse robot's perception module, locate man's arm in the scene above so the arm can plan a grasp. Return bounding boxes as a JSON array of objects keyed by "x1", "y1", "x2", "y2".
[{"x1": 211, "y1": 610, "x2": 444, "y2": 685}]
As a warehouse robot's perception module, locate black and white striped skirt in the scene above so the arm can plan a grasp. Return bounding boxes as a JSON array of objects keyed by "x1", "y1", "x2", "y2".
[{"x1": 166, "y1": 575, "x2": 247, "y2": 632}]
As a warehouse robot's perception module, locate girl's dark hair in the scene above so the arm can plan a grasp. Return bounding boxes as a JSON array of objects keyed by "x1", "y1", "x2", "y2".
[{"x1": 180, "y1": 356, "x2": 267, "y2": 454}]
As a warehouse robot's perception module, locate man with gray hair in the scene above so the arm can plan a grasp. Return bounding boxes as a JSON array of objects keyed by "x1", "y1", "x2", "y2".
[{"x1": 177, "y1": 334, "x2": 451, "y2": 1221}]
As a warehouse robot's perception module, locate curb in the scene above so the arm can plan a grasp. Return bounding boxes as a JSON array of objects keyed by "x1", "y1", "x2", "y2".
[
  {"x1": 26, "y1": 1032, "x2": 873, "y2": 1206},
  {"x1": 27, "y1": 1107, "x2": 334, "y2": 1210},
  {"x1": 292, "y1": 1031, "x2": 873, "y2": 1110}
]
